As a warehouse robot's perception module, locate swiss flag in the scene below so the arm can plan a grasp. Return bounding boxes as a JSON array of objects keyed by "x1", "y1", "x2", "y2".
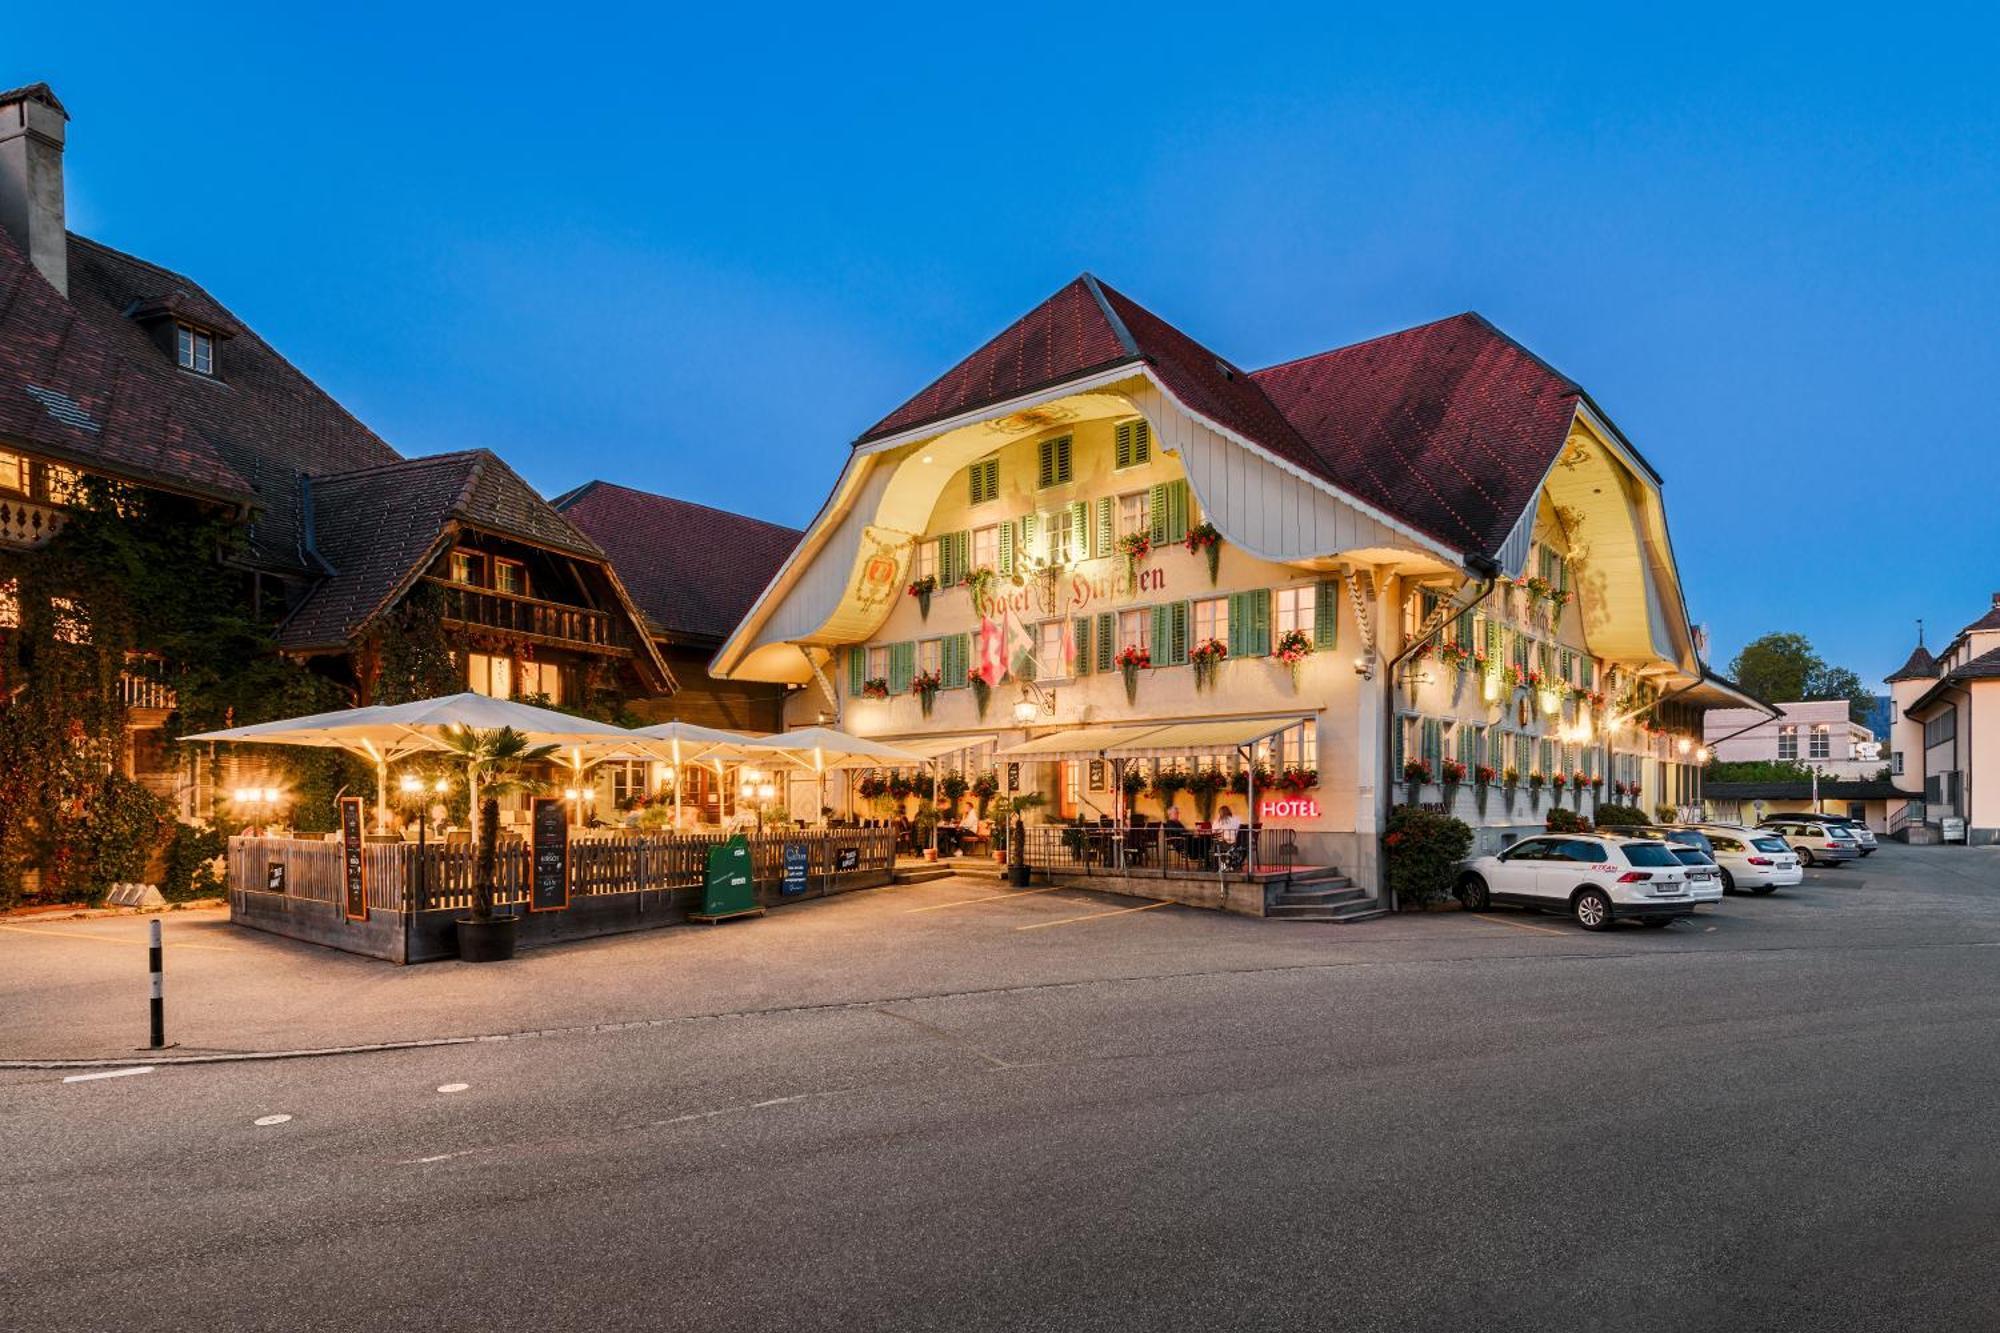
[{"x1": 976, "y1": 615, "x2": 1007, "y2": 687}]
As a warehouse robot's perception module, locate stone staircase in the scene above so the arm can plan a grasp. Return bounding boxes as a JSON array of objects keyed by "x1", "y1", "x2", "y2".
[{"x1": 1264, "y1": 873, "x2": 1387, "y2": 923}]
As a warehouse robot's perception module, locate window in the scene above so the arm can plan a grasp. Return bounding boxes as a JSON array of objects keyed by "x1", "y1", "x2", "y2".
[
  {"x1": 517, "y1": 659, "x2": 562, "y2": 704},
  {"x1": 1893, "y1": 751, "x2": 1904, "y2": 776},
  {"x1": 608, "y1": 761, "x2": 647, "y2": 809},
  {"x1": 176, "y1": 323, "x2": 215, "y2": 375},
  {"x1": 1044, "y1": 509, "x2": 1076, "y2": 565},
  {"x1": 43, "y1": 465, "x2": 80, "y2": 505},
  {"x1": 492, "y1": 557, "x2": 527, "y2": 596},
  {"x1": 866, "y1": 645, "x2": 891, "y2": 683},
  {"x1": 1808, "y1": 725, "x2": 1830, "y2": 760},
  {"x1": 1777, "y1": 725, "x2": 1798, "y2": 760},
  {"x1": 1191, "y1": 597, "x2": 1227, "y2": 647},
  {"x1": 1114, "y1": 419, "x2": 1152, "y2": 469},
  {"x1": 1117, "y1": 491, "x2": 1150, "y2": 540},
  {"x1": 467, "y1": 653, "x2": 513, "y2": 698},
  {"x1": 1274, "y1": 586, "x2": 1315, "y2": 640},
  {"x1": 1118, "y1": 609, "x2": 1148, "y2": 653},
  {"x1": 1924, "y1": 711, "x2": 1956, "y2": 748},
  {"x1": 968, "y1": 457, "x2": 1000, "y2": 506},
  {"x1": 1035, "y1": 620, "x2": 1068, "y2": 679},
  {"x1": 1036, "y1": 435, "x2": 1073, "y2": 489},
  {"x1": 0, "y1": 449, "x2": 21, "y2": 495},
  {"x1": 449, "y1": 550, "x2": 485, "y2": 586},
  {"x1": 1559, "y1": 840, "x2": 1609, "y2": 862},
  {"x1": 912, "y1": 539, "x2": 938, "y2": 583},
  {"x1": 917, "y1": 638, "x2": 942, "y2": 680},
  {"x1": 971, "y1": 524, "x2": 998, "y2": 572}
]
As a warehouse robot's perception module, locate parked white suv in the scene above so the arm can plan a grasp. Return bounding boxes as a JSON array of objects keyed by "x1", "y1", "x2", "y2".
[
  {"x1": 1456, "y1": 834, "x2": 1695, "y2": 930},
  {"x1": 1688, "y1": 825, "x2": 1804, "y2": 894}
]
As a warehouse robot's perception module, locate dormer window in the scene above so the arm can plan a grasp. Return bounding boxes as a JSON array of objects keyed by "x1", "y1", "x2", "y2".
[{"x1": 176, "y1": 323, "x2": 214, "y2": 375}]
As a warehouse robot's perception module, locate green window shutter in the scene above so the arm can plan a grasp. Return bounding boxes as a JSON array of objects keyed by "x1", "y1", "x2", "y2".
[
  {"x1": 1068, "y1": 500, "x2": 1089, "y2": 560},
  {"x1": 1456, "y1": 611, "x2": 1475, "y2": 651},
  {"x1": 1038, "y1": 440, "x2": 1055, "y2": 489},
  {"x1": 935, "y1": 534, "x2": 957, "y2": 587},
  {"x1": 1151, "y1": 604, "x2": 1170, "y2": 665},
  {"x1": 997, "y1": 519, "x2": 1015, "y2": 575},
  {"x1": 941, "y1": 633, "x2": 967, "y2": 688},
  {"x1": 1114, "y1": 419, "x2": 1151, "y2": 469},
  {"x1": 1115, "y1": 421, "x2": 1135, "y2": 470},
  {"x1": 1094, "y1": 611, "x2": 1115, "y2": 673},
  {"x1": 847, "y1": 645, "x2": 865, "y2": 694},
  {"x1": 1094, "y1": 496, "x2": 1114, "y2": 559},
  {"x1": 969, "y1": 459, "x2": 997, "y2": 506},
  {"x1": 1073, "y1": 617, "x2": 1092, "y2": 675},
  {"x1": 1056, "y1": 435, "x2": 1072, "y2": 484},
  {"x1": 1422, "y1": 719, "x2": 1441, "y2": 770},
  {"x1": 1227, "y1": 592, "x2": 1246, "y2": 658},
  {"x1": 889, "y1": 642, "x2": 915, "y2": 694},
  {"x1": 1314, "y1": 580, "x2": 1339, "y2": 650},
  {"x1": 1170, "y1": 601, "x2": 1189, "y2": 665},
  {"x1": 1247, "y1": 588, "x2": 1270, "y2": 657},
  {"x1": 955, "y1": 531, "x2": 972, "y2": 583},
  {"x1": 1019, "y1": 512, "x2": 1040, "y2": 564},
  {"x1": 1148, "y1": 482, "x2": 1169, "y2": 545},
  {"x1": 1392, "y1": 720, "x2": 1405, "y2": 771},
  {"x1": 1164, "y1": 480, "x2": 1190, "y2": 544}
]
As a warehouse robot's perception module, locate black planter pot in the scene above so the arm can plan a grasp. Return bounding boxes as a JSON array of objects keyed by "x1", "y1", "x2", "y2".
[{"x1": 455, "y1": 915, "x2": 518, "y2": 962}]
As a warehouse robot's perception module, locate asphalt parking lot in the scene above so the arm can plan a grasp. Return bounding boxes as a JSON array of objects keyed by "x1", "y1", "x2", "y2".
[{"x1": 4, "y1": 845, "x2": 1999, "y2": 1331}]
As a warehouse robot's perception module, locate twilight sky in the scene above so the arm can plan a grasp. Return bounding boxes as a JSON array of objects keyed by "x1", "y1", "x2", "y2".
[{"x1": 14, "y1": 3, "x2": 1998, "y2": 685}]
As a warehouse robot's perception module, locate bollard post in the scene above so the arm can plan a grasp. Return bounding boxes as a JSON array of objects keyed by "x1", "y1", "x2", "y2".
[{"x1": 148, "y1": 919, "x2": 165, "y2": 1049}]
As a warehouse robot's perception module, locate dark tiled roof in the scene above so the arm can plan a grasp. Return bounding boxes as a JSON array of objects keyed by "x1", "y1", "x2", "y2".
[
  {"x1": 854, "y1": 275, "x2": 1594, "y2": 557},
  {"x1": 1902, "y1": 644, "x2": 2000, "y2": 715},
  {"x1": 62, "y1": 234, "x2": 402, "y2": 572},
  {"x1": 1886, "y1": 641, "x2": 1939, "y2": 681},
  {"x1": 0, "y1": 83, "x2": 66, "y2": 116},
  {"x1": 0, "y1": 226, "x2": 248, "y2": 498},
  {"x1": 278, "y1": 450, "x2": 604, "y2": 651},
  {"x1": 553, "y1": 480, "x2": 802, "y2": 644},
  {"x1": 1959, "y1": 598, "x2": 2000, "y2": 636},
  {"x1": 1705, "y1": 780, "x2": 1920, "y2": 801}
]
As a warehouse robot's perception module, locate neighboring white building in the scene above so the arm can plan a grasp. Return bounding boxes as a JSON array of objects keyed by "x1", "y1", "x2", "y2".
[{"x1": 1704, "y1": 699, "x2": 1881, "y2": 781}]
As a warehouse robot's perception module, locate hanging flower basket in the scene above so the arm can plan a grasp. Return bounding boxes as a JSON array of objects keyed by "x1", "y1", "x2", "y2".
[
  {"x1": 1437, "y1": 642, "x2": 1471, "y2": 674},
  {"x1": 1114, "y1": 644, "x2": 1150, "y2": 705},
  {"x1": 1152, "y1": 767, "x2": 1190, "y2": 809},
  {"x1": 1550, "y1": 586, "x2": 1573, "y2": 629},
  {"x1": 1572, "y1": 771, "x2": 1590, "y2": 808},
  {"x1": 911, "y1": 669, "x2": 942, "y2": 717},
  {"x1": 1190, "y1": 637, "x2": 1228, "y2": 691},
  {"x1": 969, "y1": 771, "x2": 999, "y2": 817},
  {"x1": 968, "y1": 670, "x2": 992, "y2": 719},
  {"x1": 1183, "y1": 522, "x2": 1222, "y2": 584},
  {"x1": 861, "y1": 677, "x2": 891, "y2": 701},
  {"x1": 887, "y1": 773, "x2": 913, "y2": 801},
  {"x1": 965, "y1": 566, "x2": 998, "y2": 616},
  {"x1": 1474, "y1": 764, "x2": 1495, "y2": 815},
  {"x1": 1121, "y1": 768, "x2": 1149, "y2": 802},
  {"x1": 907, "y1": 574, "x2": 937, "y2": 621},
  {"x1": 1116, "y1": 532, "x2": 1152, "y2": 591},
  {"x1": 1527, "y1": 771, "x2": 1546, "y2": 808},
  {"x1": 939, "y1": 770, "x2": 969, "y2": 810},
  {"x1": 1402, "y1": 758, "x2": 1432, "y2": 805},
  {"x1": 1440, "y1": 758, "x2": 1467, "y2": 805},
  {"x1": 1278, "y1": 766, "x2": 1320, "y2": 794},
  {"x1": 1275, "y1": 628, "x2": 1314, "y2": 689},
  {"x1": 1229, "y1": 764, "x2": 1274, "y2": 796},
  {"x1": 1502, "y1": 766, "x2": 1521, "y2": 812},
  {"x1": 1186, "y1": 766, "x2": 1228, "y2": 821}
]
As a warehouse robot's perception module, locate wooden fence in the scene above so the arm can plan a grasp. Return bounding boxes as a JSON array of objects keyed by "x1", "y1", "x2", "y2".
[{"x1": 231, "y1": 829, "x2": 897, "y2": 914}]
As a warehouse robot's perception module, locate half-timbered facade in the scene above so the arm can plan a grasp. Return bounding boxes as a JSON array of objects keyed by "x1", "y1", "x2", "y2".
[{"x1": 713, "y1": 275, "x2": 1764, "y2": 898}]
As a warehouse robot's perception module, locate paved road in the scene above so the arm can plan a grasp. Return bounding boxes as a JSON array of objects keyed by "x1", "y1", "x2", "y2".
[{"x1": 5, "y1": 846, "x2": 1999, "y2": 1330}]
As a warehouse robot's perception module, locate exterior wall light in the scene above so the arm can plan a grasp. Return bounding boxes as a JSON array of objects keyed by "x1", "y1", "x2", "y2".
[{"x1": 1012, "y1": 682, "x2": 1056, "y2": 724}]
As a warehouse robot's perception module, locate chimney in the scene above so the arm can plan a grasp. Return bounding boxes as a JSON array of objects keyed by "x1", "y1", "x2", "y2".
[{"x1": 0, "y1": 83, "x2": 68, "y2": 296}]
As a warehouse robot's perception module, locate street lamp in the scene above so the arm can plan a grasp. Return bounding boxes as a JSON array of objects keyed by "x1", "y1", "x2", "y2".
[
  {"x1": 562, "y1": 784, "x2": 598, "y2": 826},
  {"x1": 231, "y1": 786, "x2": 285, "y2": 836}
]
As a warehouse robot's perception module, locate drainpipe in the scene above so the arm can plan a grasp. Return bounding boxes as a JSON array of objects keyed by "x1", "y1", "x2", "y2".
[{"x1": 1378, "y1": 554, "x2": 1499, "y2": 909}]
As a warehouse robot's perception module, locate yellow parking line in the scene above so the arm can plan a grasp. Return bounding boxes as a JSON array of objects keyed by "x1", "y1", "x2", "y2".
[
  {"x1": 0, "y1": 923, "x2": 237, "y2": 951},
  {"x1": 902, "y1": 885, "x2": 1073, "y2": 913},
  {"x1": 1470, "y1": 912, "x2": 1569, "y2": 937},
  {"x1": 1015, "y1": 900, "x2": 1175, "y2": 932}
]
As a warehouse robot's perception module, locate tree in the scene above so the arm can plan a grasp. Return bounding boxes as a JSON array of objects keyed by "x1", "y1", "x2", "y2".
[
  {"x1": 1727, "y1": 632, "x2": 1875, "y2": 725},
  {"x1": 436, "y1": 725, "x2": 555, "y2": 922}
]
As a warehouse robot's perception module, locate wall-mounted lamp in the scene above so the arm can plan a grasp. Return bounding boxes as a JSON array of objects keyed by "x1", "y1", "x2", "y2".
[
  {"x1": 1354, "y1": 654, "x2": 1376, "y2": 680},
  {"x1": 1012, "y1": 682, "x2": 1056, "y2": 725}
]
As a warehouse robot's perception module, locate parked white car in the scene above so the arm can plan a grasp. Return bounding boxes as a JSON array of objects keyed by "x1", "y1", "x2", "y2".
[
  {"x1": 1456, "y1": 833, "x2": 1695, "y2": 930},
  {"x1": 1758, "y1": 817, "x2": 1860, "y2": 867},
  {"x1": 1766, "y1": 812, "x2": 1878, "y2": 855},
  {"x1": 1688, "y1": 825, "x2": 1804, "y2": 894}
]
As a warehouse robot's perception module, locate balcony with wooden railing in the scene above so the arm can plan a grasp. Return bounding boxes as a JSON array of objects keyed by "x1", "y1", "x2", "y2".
[
  {"x1": 423, "y1": 577, "x2": 626, "y2": 654},
  {"x1": 0, "y1": 495, "x2": 66, "y2": 549},
  {"x1": 121, "y1": 669, "x2": 178, "y2": 712}
]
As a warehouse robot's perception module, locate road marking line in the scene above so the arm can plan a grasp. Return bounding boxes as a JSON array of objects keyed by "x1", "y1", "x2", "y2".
[
  {"x1": 1471, "y1": 913, "x2": 1570, "y2": 937},
  {"x1": 0, "y1": 923, "x2": 236, "y2": 951},
  {"x1": 902, "y1": 885, "x2": 1071, "y2": 913},
  {"x1": 61, "y1": 1066, "x2": 154, "y2": 1083},
  {"x1": 1015, "y1": 900, "x2": 1175, "y2": 931},
  {"x1": 253, "y1": 1114, "x2": 292, "y2": 1126},
  {"x1": 436, "y1": 1083, "x2": 469, "y2": 1094}
]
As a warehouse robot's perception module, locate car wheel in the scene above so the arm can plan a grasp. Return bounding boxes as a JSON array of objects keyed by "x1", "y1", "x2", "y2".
[
  {"x1": 1456, "y1": 873, "x2": 1490, "y2": 912},
  {"x1": 1640, "y1": 917, "x2": 1673, "y2": 929},
  {"x1": 1719, "y1": 869, "x2": 1737, "y2": 895},
  {"x1": 1573, "y1": 887, "x2": 1613, "y2": 931},
  {"x1": 1798, "y1": 848, "x2": 1816, "y2": 867}
]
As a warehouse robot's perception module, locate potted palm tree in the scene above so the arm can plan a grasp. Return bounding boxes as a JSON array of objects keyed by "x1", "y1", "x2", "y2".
[{"x1": 439, "y1": 724, "x2": 557, "y2": 963}]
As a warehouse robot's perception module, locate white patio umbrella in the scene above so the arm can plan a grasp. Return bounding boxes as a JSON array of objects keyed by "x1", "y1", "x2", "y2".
[
  {"x1": 629, "y1": 720, "x2": 767, "y2": 831},
  {"x1": 736, "y1": 727, "x2": 930, "y2": 836},
  {"x1": 186, "y1": 692, "x2": 645, "y2": 838}
]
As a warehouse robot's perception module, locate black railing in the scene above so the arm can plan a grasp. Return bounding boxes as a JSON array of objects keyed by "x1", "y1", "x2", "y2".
[{"x1": 1014, "y1": 825, "x2": 1339, "y2": 881}]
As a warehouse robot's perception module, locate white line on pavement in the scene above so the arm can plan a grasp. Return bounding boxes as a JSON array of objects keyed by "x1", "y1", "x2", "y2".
[
  {"x1": 253, "y1": 1114, "x2": 292, "y2": 1126},
  {"x1": 436, "y1": 1083, "x2": 469, "y2": 1093},
  {"x1": 61, "y1": 1066, "x2": 154, "y2": 1083}
]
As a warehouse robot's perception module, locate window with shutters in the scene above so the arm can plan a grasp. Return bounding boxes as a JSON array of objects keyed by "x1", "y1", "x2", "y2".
[
  {"x1": 1117, "y1": 491, "x2": 1149, "y2": 540},
  {"x1": 1042, "y1": 509, "x2": 1075, "y2": 564},
  {"x1": 1152, "y1": 601, "x2": 1190, "y2": 665},
  {"x1": 866, "y1": 645, "x2": 890, "y2": 682},
  {"x1": 889, "y1": 642, "x2": 916, "y2": 694},
  {"x1": 970, "y1": 525, "x2": 998, "y2": 573},
  {"x1": 1192, "y1": 597, "x2": 1227, "y2": 647},
  {"x1": 1035, "y1": 620, "x2": 1068, "y2": 680},
  {"x1": 1313, "y1": 581, "x2": 1339, "y2": 650},
  {"x1": 1114, "y1": 419, "x2": 1152, "y2": 469},
  {"x1": 968, "y1": 457, "x2": 1000, "y2": 506},
  {"x1": 917, "y1": 638, "x2": 942, "y2": 681},
  {"x1": 1118, "y1": 609, "x2": 1148, "y2": 654},
  {"x1": 1227, "y1": 589, "x2": 1270, "y2": 657},
  {"x1": 912, "y1": 540, "x2": 938, "y2": 583},
  {"x1": 1147, "y1": 480, "x2": 1191, "y2": 544},
  {"x1": 1036, "y1": 435, "x2": 1073, "y2": 489},
  {"x1": 1274, "y1": 586, "x2": 1314, "y2": 640},
  {"x1": 940, "y1": 633, "x2": 968, "y2": 688}
]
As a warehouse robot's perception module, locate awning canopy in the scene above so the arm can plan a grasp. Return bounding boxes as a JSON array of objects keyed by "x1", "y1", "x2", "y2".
[
  {"x1": 1103, "y1": 716, "x2": 1307, "y2": 759},
  {"x1": 877, "y1": 733, "x2": 999, "y2": 762},
  {"x1": 735, "y1": 726, "x2": 929, "y2": 771},
  {"x1": 993, "y1": 724, "x2": 1174, "y2": 763}
]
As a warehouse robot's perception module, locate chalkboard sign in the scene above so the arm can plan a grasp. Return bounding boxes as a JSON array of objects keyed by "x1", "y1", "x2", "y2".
[
  {"x1": 529, "y1": 797, "x2": 569, "y2": 912},
  {"x1": 266, "y1": 860, "x2": 286, "y2": 894},
  {"x1": 781, "y1": 843, "x2": 809, "y2": 896},
  {"x1": 833, "y1": 845, "x2": 860, "y2": 873},
  {"x1": 339, "y1": 796, "x2": 367, "y2": 921}
]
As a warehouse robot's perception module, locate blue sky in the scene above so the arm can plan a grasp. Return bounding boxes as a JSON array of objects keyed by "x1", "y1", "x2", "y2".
[{"x1": 15, "y1": 3, "x2": 1998, "y2": 685}]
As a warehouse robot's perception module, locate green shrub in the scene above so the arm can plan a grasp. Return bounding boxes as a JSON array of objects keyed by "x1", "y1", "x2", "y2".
[
  {"x1": 161, "y1": 821, "x2": 229, "y2": 902},
  {"x1": 1594, "y1": 803, "x2": 1648, "y2": 827},
  {"x1": 1545, "y1": 807, "x2": 1592, "y2": 833},
  {"x1": 1383, "y1": 805, "x2": 1473, "y2": 908}
]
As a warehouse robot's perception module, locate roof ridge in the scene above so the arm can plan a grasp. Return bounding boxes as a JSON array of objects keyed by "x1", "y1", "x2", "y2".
[
  {"x1": 1079, "y1": 273, "x2": 1140, "y2": 358},
  {"x1": 311, "y1": 449, "x2": 482, "y2": 483},
  {"x1": 558, "y1": 478, "x2": 803, "y2": 535},
  {"x1": 1251, "y1": 311, "x2": 1485, "y2": 377}
]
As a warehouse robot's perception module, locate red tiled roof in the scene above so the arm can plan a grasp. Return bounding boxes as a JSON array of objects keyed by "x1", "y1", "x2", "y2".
[
  {"x1": 855, "y1": 276, "x2": 1600, "y2": 557},
  {"x1": 0, "y1": 225, "x2": 249, "y2": 499},
  {"x1": 553, "y1": 480, "x2": 802, "y2": 644}
]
